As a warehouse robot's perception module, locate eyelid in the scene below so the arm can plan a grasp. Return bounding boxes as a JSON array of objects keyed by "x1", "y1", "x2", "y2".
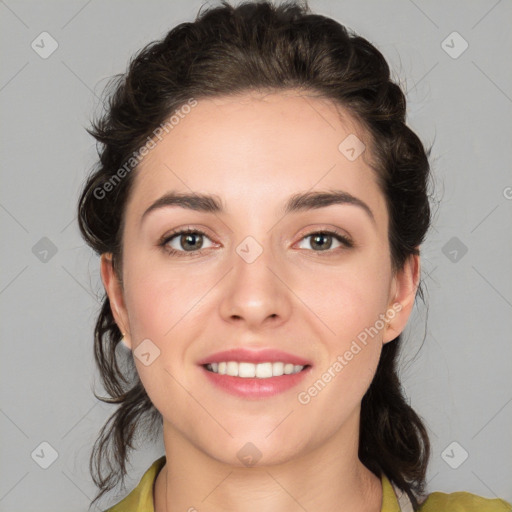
[
  {"x1": 158, "y1": 226, "x2": 217, "y2": 255},
  {"x1": 294, "y1": 230, "x2": 354, "y2": 253},
  {"x1": 160, "y1": 225, "x2": 215, "y2": 242},
  {"x1": 159, "y1": 224, "x2": 354, "y2": 256},
  {"x1": 294, "y1": 225, "x2": 354, "y2": 245}
]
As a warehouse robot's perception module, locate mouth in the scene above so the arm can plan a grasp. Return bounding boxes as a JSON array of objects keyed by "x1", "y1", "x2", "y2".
[
  {"x1": 203, "y1": 361, "x2": 311, "y2": 378},
  {"x1": 197, "y1": 347, "x2": 313, "y2": 398},
  {"x1": 199, "y1": 360, "x2": 313, "y2": 399}
]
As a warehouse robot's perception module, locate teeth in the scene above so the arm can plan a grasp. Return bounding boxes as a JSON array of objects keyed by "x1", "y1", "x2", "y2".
[
  {"x1": 226, "y1": 361, "x2": 238, "y2": 376},
  {"x1": 205, "y1": 361, "x2": 306, "y2": 378}
]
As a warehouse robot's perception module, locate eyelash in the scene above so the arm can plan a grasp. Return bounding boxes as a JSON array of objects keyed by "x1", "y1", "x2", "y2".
[{"x1": 158, "y1": 227, "x2": 354, "y2": 258}]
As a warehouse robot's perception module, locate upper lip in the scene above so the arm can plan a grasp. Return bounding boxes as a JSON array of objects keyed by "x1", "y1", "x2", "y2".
[{"x1": 197, "y1": 348, "x2": 312, "y2": 366}]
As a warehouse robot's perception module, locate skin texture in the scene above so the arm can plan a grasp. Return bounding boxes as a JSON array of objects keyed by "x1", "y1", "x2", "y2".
[{"x1": 100, "y1": 90, "x2": 420, "y2": 512}]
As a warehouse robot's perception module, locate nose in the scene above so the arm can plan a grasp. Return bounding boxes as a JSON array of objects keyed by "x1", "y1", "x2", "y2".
[{"x1": 218, "y1": 241, "x2": 293, "y2": 330}]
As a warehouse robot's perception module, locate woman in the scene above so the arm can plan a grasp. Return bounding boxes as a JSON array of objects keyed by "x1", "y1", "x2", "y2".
[{"x1": 77, "y1": 1, "x2": 511, "y2": 511}]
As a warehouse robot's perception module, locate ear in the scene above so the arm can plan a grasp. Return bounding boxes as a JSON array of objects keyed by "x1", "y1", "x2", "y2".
[
  {"x1": 382, "y1": 252, "x2": 421, "y2": 344},
  {"x1": 100, "y1": 253, "x2": 132, "y2": 349}
]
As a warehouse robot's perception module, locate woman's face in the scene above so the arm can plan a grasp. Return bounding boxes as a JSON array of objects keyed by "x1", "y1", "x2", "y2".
[{"x1": 102, "y1": 90, "x2": 418, "y2": 466}]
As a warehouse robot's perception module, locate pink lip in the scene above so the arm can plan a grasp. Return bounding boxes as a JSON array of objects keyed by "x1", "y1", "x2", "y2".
[
  {"x1": 200, "y1": 364, "x2": 313, "y2": 399},
  {"x1": 197, "y1": 348, "x2": 312, "y2": 366}
]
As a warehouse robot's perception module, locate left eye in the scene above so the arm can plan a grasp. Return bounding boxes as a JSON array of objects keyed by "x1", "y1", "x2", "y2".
[{"x1": 296, "y1": 231, "x2": 352, "y2": 251}]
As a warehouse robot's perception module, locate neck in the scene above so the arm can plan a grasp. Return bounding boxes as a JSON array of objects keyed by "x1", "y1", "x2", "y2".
[{"x1": 154, "y1": 413, "x2": 382, "y2": 512}]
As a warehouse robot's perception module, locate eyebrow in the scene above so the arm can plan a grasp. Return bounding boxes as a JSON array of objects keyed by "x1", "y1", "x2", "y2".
[{"x1": 141, "y1": 190, "x2": 375, "y2": 225}]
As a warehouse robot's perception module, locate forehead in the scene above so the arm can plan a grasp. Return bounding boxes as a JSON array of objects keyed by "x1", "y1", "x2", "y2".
[{"x1": 125, "y1": 90, "x2": 387, "y2": 224}]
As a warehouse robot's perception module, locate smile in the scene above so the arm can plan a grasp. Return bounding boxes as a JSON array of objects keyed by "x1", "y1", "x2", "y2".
[
  {"x1": 200, "y1": 362, "x2": 312, "y2": 399},
  {"x1": 204, "y1": 361, "x2": 307, "y2": 378}
]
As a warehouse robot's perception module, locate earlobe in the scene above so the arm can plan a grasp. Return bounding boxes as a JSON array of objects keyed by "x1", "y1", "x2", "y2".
[
  {"x1": 383, "y1": 253, "x2": 421, "y2": 344},
  {"x1": 100, "y1": 253, "x2": 132, "y2": 349},
  {"x1": 119, "y1": 333, "x2": 132, "y2": 350}
]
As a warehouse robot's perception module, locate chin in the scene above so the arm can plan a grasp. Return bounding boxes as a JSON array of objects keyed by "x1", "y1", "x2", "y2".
[{"x1": 196, "y1": 429, "x2": 310, "y2": 469}]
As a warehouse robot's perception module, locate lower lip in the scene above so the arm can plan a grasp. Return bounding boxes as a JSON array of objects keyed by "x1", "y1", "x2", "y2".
[{"x1": 200, "y1": 365, "x2": 312, "y2": 399}]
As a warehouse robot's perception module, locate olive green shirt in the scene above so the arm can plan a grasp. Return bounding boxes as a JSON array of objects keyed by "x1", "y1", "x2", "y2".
[{"x1": 104, "y1": 456, "x2": 511, "y2": 512}]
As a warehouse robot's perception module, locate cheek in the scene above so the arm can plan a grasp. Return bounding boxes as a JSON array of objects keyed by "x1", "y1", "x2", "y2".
[
  {"x1": 120, "y1": 255, "x2": 221, "y2": 401},
  {"x1": 122, "y1": 255, "x2": 214, "y2": 340},
  {"x1": 120, "y1": 258, "x2": 208, "y2": 412},
  {"x1": 299, "y1": 256, "x2": 392, "y2": 341},
  {"x1": 296, "y1": 267, "x2": 387, "y2": 430},
  {"x1": 294, "y1": 254, "x2": 390, "y2": 398}
]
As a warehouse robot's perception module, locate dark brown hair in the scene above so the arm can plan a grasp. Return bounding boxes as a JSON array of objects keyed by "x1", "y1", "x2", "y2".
[{"x1": 78, "y1": 1, "x2": 433, "y2": 508}]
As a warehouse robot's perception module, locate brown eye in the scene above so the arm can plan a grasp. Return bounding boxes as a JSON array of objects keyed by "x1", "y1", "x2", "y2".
[
  {"x1": 160, "y1": 229, "x2": 214, "y2": 256},
  {"x1": 177, "y1": 232, "x2": 204, "y2": 251},
  {"x1": 297, "y1": 231, "x2": 353, "y2": 252}
]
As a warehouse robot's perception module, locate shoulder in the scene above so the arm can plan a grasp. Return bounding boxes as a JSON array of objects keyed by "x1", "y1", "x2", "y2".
[
  {"x1": 381, "y1": 473, "x2": 511, "y2": 512},
  {"x1": 418, "y1": 490, "x2": 512, "y2": 512},
  {"x1": 102, "y1": 456, "x2": 166, "y2": 512}
]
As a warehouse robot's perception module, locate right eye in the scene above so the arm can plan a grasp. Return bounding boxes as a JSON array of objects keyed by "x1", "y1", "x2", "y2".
[{"x1": 159, "y1": 228, "x2": 215, "y2": 257}]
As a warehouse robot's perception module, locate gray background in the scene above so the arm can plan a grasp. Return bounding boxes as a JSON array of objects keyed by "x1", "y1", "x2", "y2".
[{"x1": 1, "y1": 0, "x2": 511, "y2": 510}]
